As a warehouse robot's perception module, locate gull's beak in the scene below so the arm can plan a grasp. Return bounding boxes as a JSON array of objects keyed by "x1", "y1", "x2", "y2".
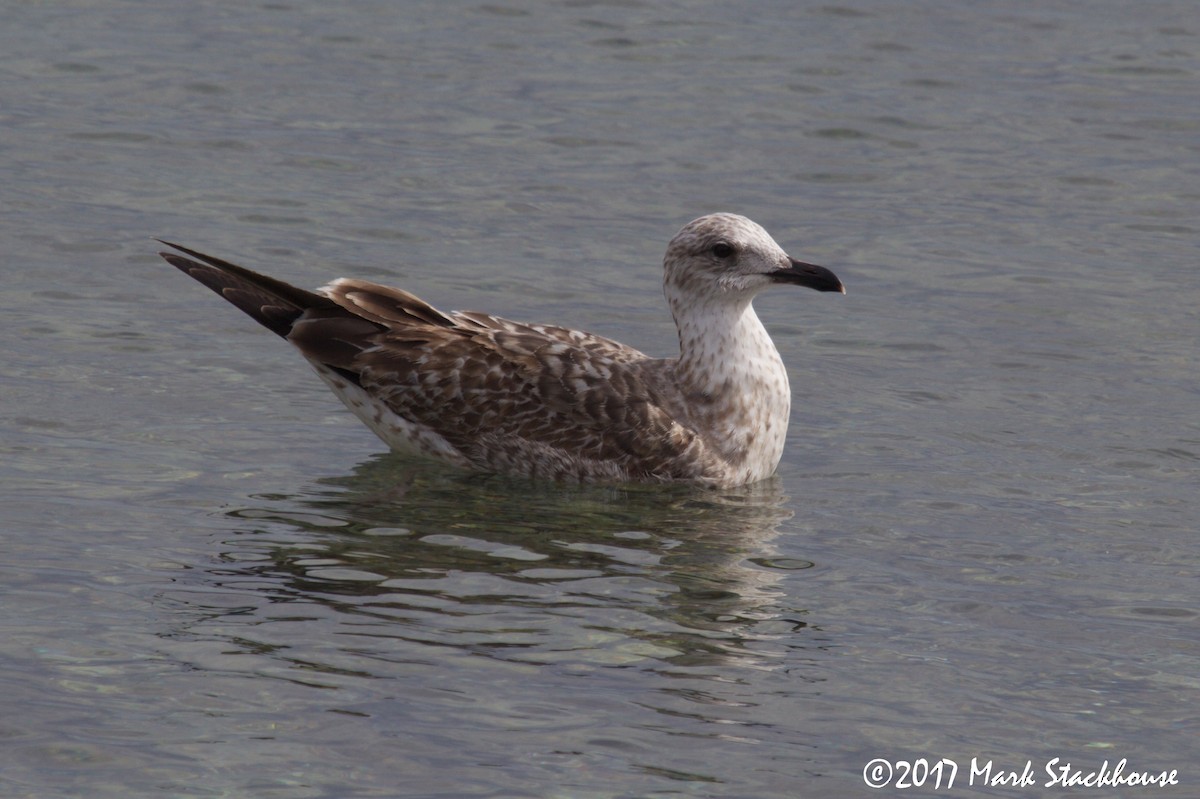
[{"x1": 770, "y1": 258, "x2": 845, "y2": 294}]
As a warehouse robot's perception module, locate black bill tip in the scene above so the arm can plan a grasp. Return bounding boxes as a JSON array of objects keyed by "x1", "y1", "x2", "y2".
[{"x1": 771, "y1": 258, "x2": 845, "y2": 294}]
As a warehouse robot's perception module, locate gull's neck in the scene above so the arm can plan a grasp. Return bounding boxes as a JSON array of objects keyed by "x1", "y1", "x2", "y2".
[{"x1": 668, "y1": 289, "x2": 792, "y2": 482}]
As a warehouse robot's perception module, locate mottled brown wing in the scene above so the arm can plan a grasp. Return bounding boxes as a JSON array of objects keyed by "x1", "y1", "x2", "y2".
[
  {"x1": 310, "y1": 280, "x2": 710, "y2": 480},
  {"x1": 356, "y1": 327, "x2": 708, "y2": 480},
  {"x1": 449, "y1": 309, "x2": 651, "y2": 365},
  {"x1": 161, "y1": 247, "x2": 712, "y2": 480}
]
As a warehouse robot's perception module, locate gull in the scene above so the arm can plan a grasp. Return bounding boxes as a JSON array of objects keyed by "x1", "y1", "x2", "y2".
[{"x1": 159, "y1": 213, "x2": 843, "y2": 487}]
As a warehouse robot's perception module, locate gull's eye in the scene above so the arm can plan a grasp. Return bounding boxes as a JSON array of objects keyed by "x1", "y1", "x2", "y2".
[{"x1": 711, "y1": 242, "x2": 734, "y2": 258}]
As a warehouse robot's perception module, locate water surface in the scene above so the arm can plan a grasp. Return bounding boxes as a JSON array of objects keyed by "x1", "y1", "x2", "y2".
[{"x1": 1, "y1": 1, "x2": 1196, "y2": 796}]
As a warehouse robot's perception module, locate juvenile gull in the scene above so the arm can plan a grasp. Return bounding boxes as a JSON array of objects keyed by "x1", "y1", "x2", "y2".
[{"x1": 159, "y1": 214, "x2": 843, "y2": 487}]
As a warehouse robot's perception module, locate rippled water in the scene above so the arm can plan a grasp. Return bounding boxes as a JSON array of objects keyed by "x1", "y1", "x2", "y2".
[{"x1": 2, "y1": 1, "x2": 1197, "y2": 797}]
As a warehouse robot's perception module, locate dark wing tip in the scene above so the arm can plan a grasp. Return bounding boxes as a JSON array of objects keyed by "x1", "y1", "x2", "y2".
[{"x1": 158, "y1": 240, "x2": 336, "y2": 338}]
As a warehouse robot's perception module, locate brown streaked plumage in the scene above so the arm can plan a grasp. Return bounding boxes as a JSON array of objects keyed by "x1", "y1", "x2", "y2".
[{"x1": 160, "y1": 213, "x2": 843, "y2": 487}]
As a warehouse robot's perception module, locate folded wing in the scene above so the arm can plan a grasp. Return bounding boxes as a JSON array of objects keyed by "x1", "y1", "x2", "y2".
[{"x1": 161, "y1": 245, "x2": 712, "y2": 481}]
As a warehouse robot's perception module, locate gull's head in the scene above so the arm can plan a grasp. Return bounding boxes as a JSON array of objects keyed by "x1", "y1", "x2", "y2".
[{"x1": 663, "y1": 213, "x2": 844, "y2": 303}]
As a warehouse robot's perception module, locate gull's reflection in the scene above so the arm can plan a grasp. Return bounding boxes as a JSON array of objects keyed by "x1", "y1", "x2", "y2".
[{"x1": 191, "y1": 453, "x2": 820, "y2": 675}]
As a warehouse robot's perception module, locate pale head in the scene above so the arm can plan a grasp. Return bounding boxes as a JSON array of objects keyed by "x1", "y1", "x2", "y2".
[{"x1": 662, "y1": 213, "x2": 844, "y2": 304}]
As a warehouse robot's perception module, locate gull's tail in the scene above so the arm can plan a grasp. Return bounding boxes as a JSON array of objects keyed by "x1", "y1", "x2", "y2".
[{"x1": 157, "y1": 240, "x2": 339, "y2": 339}]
